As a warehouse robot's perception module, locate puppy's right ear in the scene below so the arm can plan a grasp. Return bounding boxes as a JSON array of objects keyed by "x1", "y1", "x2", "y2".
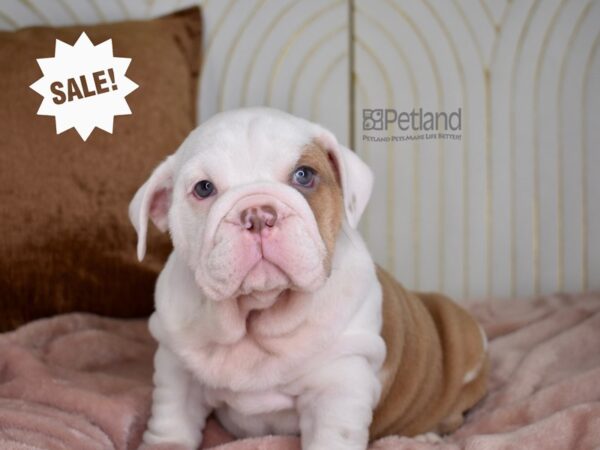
[{"x1": 129, "y1": 156, "x2": 174, "y2": 261}]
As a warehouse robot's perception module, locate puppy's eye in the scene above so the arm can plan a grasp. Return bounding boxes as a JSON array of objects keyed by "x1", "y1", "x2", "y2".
[
  {"x1": 292, "y1": 166, "x2": 317, "y2": 189},
  {"x1": 193, "y1": 180, "x2": 216, "y2": 199}
]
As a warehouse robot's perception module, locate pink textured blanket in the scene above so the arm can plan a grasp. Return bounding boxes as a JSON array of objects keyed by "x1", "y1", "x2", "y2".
[{"x1": 1, "y1": 293, "x2": 599, "y2": 450}]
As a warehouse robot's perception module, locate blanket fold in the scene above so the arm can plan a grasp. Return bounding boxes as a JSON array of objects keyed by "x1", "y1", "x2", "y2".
[{"x1": 1, "y1": 292, "x2": 599, "y2": 449}]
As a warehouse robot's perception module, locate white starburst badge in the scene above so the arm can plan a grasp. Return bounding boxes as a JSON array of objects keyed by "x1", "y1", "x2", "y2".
[{"x1": 30, "y1": 32, "x2": 138, "y2": 141}]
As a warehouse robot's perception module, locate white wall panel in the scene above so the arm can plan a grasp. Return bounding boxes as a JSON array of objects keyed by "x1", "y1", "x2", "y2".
[
  {"x1": 0, "y1": 0, "x2": 598, "y2": 300},
  {"x1": 353, "y1": 0, "x2": 600, "y2": 299},
  {"x1": 197, "y1": 0, "x2": 349, "y2": 141}
]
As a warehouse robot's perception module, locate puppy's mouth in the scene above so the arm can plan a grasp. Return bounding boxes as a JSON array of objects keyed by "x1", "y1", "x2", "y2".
[
  {"x1": 238, "y1": 258, "x2": 291, "y2": 303},
  {"x1": 238, "y1": 282, "x2": 290, "y2": 316}
]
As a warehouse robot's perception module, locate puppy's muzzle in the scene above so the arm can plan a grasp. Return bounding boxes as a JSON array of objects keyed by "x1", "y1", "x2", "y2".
[{"x1": 195, "y1": 185, "x2": 328, "y2": 301}]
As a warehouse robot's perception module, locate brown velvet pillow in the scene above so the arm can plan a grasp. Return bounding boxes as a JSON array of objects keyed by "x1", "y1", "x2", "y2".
[{"x1": 0, "y1": 7, "x2": 202, "y2": 331}]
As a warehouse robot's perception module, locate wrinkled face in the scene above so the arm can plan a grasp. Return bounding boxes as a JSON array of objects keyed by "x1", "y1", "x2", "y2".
[
  {"x1": 130, "y1": 109, "x2": 372, "y2": 305},
  {"x1": 172, "y1": 142, "x2": 343, "y2": 303}
]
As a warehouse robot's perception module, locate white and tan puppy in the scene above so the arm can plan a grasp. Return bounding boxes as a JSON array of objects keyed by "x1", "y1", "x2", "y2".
[{"x1": 130, "y1": 108, "x2": 488, "y2": 450}]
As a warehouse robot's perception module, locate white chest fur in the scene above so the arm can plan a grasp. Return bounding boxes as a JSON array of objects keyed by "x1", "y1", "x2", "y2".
[
  {"x1": 207, "y1": 386, "x2": 300, "y2": 437},
  {"x1": 148, "y1": 231, "x2": 387, "y2": 441}
]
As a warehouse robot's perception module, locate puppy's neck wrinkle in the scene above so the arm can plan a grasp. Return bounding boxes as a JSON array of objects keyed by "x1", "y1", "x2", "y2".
[
  {"x1": 238, "y1": 289, "x2": 310, "y2": 340},
  {"x1": 193, "y1": 289, "x2": 313, "y2": 360}
]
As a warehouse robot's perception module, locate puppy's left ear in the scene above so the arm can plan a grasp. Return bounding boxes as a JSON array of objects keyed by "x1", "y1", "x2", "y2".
[
  {"x1": 315, "y1": 129, "x2": 373, "y2": 228},
  {"x1": 128, "y1": 156, "x2": 175, "y2": 261}
]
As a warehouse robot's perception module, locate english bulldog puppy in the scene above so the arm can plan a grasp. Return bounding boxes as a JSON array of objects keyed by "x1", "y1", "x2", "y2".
[{"x1": 130, "y1": 108, "x2": 488, "y2": 450}]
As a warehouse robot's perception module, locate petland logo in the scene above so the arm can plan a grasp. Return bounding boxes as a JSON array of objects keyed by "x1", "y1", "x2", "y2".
[{"x1": 362, "y1": 108, "x2": 462, "y2": 142}]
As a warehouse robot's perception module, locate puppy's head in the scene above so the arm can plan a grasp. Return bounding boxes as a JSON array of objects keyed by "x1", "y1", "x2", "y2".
[{"x1": 129, "y1": 108, "x2": 372, "y2": 303}]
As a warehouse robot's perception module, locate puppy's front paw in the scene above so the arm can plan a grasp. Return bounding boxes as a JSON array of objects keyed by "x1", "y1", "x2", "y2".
[
  {"x1": 138, "y1": 441, "x2": 195, "y2": 450},
  {"x1": 413, "y1": 432, "x2": 443, "y2": 444},
  {"x1": 302, "y1": 427, "x2": 369, "y2": 450},
  {"x1": 142, "y1": 429, "x2": 201, "y2": 450}
]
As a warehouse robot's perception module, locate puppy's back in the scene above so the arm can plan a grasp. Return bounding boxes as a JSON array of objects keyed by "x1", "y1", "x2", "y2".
[{"x1": 370, "y1": 267, "x2": 488, "y2": 439}]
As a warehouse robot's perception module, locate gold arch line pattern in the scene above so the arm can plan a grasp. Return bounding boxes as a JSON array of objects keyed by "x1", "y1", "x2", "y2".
[
  {"x1": 115, "y1": 0, "x2": 131, "y2": 20},
  {"x1": 217, "y1": 0, "x2": 267, "y2": 112},
  {"x1": 556, "y1": 0, "x2": 595, "y2": 291},
  {"x1": 480, "y1": 0, "x2": 511, "y2": 30},
  {"x1": 414, "y1": 0, "x2": 507, "y2": 296},
  {"x1": 145, "y1": 0, "x2": 156, "y2": 18},
  {"x1": 56, "y1": 0, "x2": 80, "y2": 22},
  {"x1": 203, "y1": 0, "x2": 236, "y2": 69},
  {"x1": 484, "y1": 2, "x2": 511, "y2": 296},
  {"x1": 287, "y1": 25, "x2": 346, "y2": 112},
  {"x1": 382, "y1": 0, "x2": 447, "y2": 292},
  {"x1": 358, "y1": 2, "x2": 452, "y2": 288},
  {"x1": 0, "y1": 9, "x2": 17, "y2": 28},
  {"x1": 422, "y1": 0, "x2": 471, "y2": 298},
  {"x1": 355, "y1": 75, "x2": 371, "y2": 238},
  {"x1": 355, "y1": 36, "x2": 398, "y2": 273},
  {"x1": 240, "y1": 0, "x2": 300, "y2": 106},
  {"x1": 449, "y1": 0, "x2": 495, "y2": 295},
  {"x1": 20, "y1": 0, "x2": 51, "y2": 25},
  {"x1": 449, "y1": 0, "x2": 492, "y2": 297},
  {"x1": 479, "y1": 0, "x2": 496, "y2": 28},
  {"x1": 533, "y1": 0, "x2": 566, "y2": 295},
  {"x1": 266, "y1": 0, "x2": 344, "y2": 105},
  {"x1": 451, "y1": 0, "x2": 485, "y2": 67},
  {"x1": 509, "y1": 0, "x2": 541, "y2": 297},
  {"x1": 481, "y1": 0, "x2": 494, "y2": 29},
  {"x1": 4, "y1": 1, "x2": 124, "y2": 29},
  {"x1": 310, "y1": 52, "x2": 347, "y2": 121},
  {"x1": 582, "y1": 28, "x2": 600, "y2": 291},
  {"x1": 89, "y1": 0, "x2": 107, "y2": 22}
]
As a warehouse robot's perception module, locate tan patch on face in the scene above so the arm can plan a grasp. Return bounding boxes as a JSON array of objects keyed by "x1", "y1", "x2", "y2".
[{"x1": 294, "y1": 142, "x2": 344, "y2": 268}]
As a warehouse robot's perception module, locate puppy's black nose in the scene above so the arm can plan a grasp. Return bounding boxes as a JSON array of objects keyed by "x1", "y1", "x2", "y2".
[{"x1": 240, "y1": 205, "x2": 278, "y2": 232}]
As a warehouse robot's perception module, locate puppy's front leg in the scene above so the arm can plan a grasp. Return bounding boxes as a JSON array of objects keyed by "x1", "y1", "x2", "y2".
[
  {"x1": 297, "y1": 357, "x2": 381, "y2": 450},
  {"x1": 144, "y1": 345, "x2": 211, "y2": 449}
]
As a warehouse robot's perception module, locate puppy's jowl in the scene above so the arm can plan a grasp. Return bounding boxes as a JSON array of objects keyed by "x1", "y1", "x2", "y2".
[{"x1": 130, "y1": 108, "x2": 488, "y2": 450}]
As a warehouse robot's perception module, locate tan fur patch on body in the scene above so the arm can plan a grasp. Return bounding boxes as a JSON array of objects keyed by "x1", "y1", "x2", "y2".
[
  {"x1": 369, "y1": 267, "x2": 489, "y2": 439},
  {"x1": 294, "y1": 143, "x2": 343, "y2": 265}
]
